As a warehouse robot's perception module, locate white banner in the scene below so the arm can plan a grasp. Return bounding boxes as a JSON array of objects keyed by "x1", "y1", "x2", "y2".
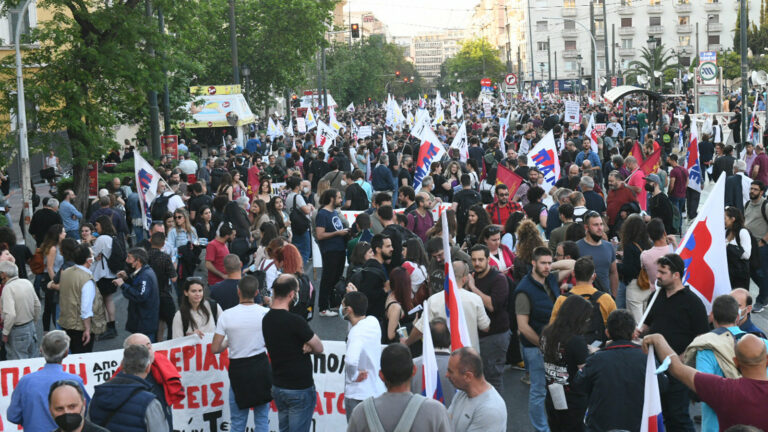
[
  {"x1": 564, "y1": 101, "x2": 580, "y2": 123},
  {"x1": 357, "y1": 126, "x2": 372, "y2": 140},
  {"x1": 0, "y1": 335, "x2": 350, "y2": 431},
  {"x1": 296, "y1": 117, "x2": 307, "y2": 133}
]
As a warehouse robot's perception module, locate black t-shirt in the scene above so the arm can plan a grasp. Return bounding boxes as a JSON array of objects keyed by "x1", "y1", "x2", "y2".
[
  {"x1": 646, "y1": 286, "x2": 710, "y2": 354},
  {"x1": 11, "y1": 244, "x2": 32, "y2": 280},
  {"x1": 648, "y1": 193, "x2": 675, "y2": 235},
  {"x1": 397, "y1": 168, "x2": 412, "y2": 187},
  {"x1": 210, "y1": 279, "x2": 240, "y2": 310},
  {"x1": 188, "y1": 194, "x2": 213, "y2": 216},
  {"x1": 453, "y1": 189, "x2": 481, "y2": 223},
  {"x1": 262, "y1": 309, "x2": 315, "y2": 389},
  {"x1": 344, "y1": 183, "x2": 369, "y2": 210},
  {"x1": 543, "y1": 334, "x2": 589, "y2": 408},
  {"x1": 515, "y1": 166, "x2": 530, "y2": 180},
  {"x1": 432, "y1": 174, "x2": 450, "y2": 200}
]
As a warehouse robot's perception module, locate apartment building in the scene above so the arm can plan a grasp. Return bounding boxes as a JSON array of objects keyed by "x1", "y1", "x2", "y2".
[
  {"x1": 412, "y1": 31, "x2": 464, "y2": 85},
  {"x1": 468, "y1": 0, "x2": 528, "y2": 81}
]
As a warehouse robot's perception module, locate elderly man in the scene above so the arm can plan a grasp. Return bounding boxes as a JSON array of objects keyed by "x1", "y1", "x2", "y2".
[
  {"x1": 59, "y1": 244, "x2": 107, "y2": 353},
  {"x1": 8, "y1": 331, "x2": 90, "y2": 431},
  {"x1": 0, "y1": 260, "x2": 40, "y2": 359}
]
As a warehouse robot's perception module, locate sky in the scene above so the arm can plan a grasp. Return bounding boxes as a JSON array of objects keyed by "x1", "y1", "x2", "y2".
[{"x1": 345, "y1": 0, "x2": 476, "y2": 37}]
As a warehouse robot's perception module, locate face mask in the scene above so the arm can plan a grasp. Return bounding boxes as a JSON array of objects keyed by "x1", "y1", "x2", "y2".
[
  {"x1": 738, "y1": 307, "x2": 745, "y2": 322},
  {"x1": 339, "y1": 304, "x2": 349, "y2": 321},
  {"x1": 644, "y1": 183, "x2": 655, "y2": 192},
  {"x1": 340, "y1": 180, "x2": 347, "y2": 186},
  {"x1": 293, "y1": 291, "x2": 300, "y2": 307},
  {"x1": 302, "y1": 187, "x2": 311, "y2": 194},
  {"x1": 54, "y1": 413, "x2": 83, "y2": 432}
]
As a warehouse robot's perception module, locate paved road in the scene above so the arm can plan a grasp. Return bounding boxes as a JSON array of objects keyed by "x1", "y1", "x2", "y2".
[{"x1": 17, "y1": 178, "x2": 765, "y2": 431}]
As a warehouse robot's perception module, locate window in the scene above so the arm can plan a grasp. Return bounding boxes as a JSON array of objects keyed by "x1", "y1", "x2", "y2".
[
  {"x1": 680, "y1": 56, "x2": 691, "y2": 66},
  {"x1": 8, "y1": 8, "x2": 30, "y2": 44},
  {"x1": 621, "y1": 0, "x2": 633, "y2": 5},
  {"x1": 709, "y1": 14, "x2": 719, "y2": 23},
  {"x1": 649, "y1": 0, "x2": 661, "y2": 4},
  {"x1": 536, "y1": 21, "x2": 548, "y2": 31},
  {"x1": 621, "y1": 18, "x2": 632, "y2": 27},
  {"x1": 595, "y1": 19, "x2": 604, "y2": 32},
  {"x1": 565, "y1": 40, "x2": 577, "y2": 50},
  {"x1": 622, "y1": 38, "x2": 633, "y2": 49},
  {"x1": 708, "y1": 34, "x2": 720, "y2": 45},
  {"x1": 563, "y1": 0, "x2": 575, "y2": 7},
  {"x1": 649, "y1": 16, "x2": 661, "y2": 26},
  {"x1": 679, "y1": 35, "x2": 690, "y2": 46},
  {"x1": 564, "y1": 21, "x2": 576, "y2": 30},
  {"x1": 565, "y1": 61, "x2": 578, "y2": 71},
  {"x1": 537, "y1": 41, "x2": 549, "y2": 51},
  {"x1": 679, "y1": 16, "x2": 689, "y2": 25},
  {"x1": 597, "y1": 59, "x2": 605, "y2": 70}
]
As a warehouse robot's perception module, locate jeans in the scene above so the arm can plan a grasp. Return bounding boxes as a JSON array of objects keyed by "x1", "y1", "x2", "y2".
[
  {"x1": 660, "y1": 375, "x2": 695, "y2": 432},
  {"x1": 272, "y1": 385, "x2": 316, "y2": 432},
  {"x1": 66, "y1": 229, "x2": 80, "y2": 240},
  {"x1": 344, "y1": 398, "x2": 362, "y2": 422},
  {"x1": 522, "y1": 345, "x2": 550, "y2": 432},
  {"x1": 756, "y1": 244, "x2": 768, "y2": 305},
  {"x1": 640, "y1": 127, "x2": 649, "y2": 143},
  {"x1": 228, "y1": 387, "x2": 269, "y2": 432},
  {"x1": 318, "y1": 250, "x2": 345, "y2": 311},
  {"x1": 6, "y1": 321, "x2": 38, "y2": 360},
  {"x1": 293, "y1": 231, "x2": 311, "y2": 263},
  {"x1": 133, "y1": 225, "x2": 145, "y2": 245},
  {"x1": 479, "y1": 331, "x2": 510, "y2": 392},
  {"x1": 616, "y1": 281, "x2": 627, "y2": 309}
]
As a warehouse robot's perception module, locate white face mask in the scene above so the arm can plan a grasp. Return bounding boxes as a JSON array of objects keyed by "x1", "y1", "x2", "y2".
[
  {"x1": 340, "y1": 180, "x2": 347, "y2": 186},
  {"x1": 302, "y1": 187, "x2": 311, "y2": 194}
]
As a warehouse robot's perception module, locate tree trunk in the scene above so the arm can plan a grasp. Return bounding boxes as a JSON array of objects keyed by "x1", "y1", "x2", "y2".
[{"x1": 71, "y1": 161, "x2": 90, "y2": 214}]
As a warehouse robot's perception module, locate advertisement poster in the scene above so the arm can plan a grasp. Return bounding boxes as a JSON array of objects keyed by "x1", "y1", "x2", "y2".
[
  {"x1": 88, "y1": 162, "x2": 98, "y2": 198},
  {"x1": 162, "y1": 135, "x2": 179, "y2": 160}
]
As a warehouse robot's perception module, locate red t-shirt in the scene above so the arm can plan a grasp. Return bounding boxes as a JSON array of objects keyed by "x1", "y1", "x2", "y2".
[
  {"x1": 627, "y1": 170, "x2": 646, "y2": 211},
  {"x1": 606, "y1": 185, "x2": 637, "y2": 226},
  {"x1": 206, "y1": 239, "x2": 229, "y2": 286},
  {"x1": 669, "y1": 165, "x2": 688, "y2": 198},
  {"x1": 694, "y1": 373, "x2": 768, "y2": 431},
  {"x1": 753, "y1": 153, "x2": 768, "y2": 185}
]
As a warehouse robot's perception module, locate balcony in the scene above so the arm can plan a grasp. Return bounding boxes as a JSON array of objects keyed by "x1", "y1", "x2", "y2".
[
  {"x1": 562, "y1": 7, "x2": 577, "y2": 16},
  {"x1": 675, "y1": 2, "x2": 692, "y2": 12},
  {"x1": 708, "y1": 23, "x2": 723, "y2": 32},
  {"x1": 708, "y1": 44, "x2": 723, "y2": 51},
  {"x1": 562, "y1": 29, "x2": 579, "y2": 38},
  {"x1": 618, "y1": 26, "x2": 635, "y2": 35},
  {"x1": 563, "y1": 49, "x2": 580, "y2": 58},
  {"x1": 677, "y1": 24, "x2": 692, "y2": 33},
  {"x1": 618, "y1": 5, "x2": 634, "y2": 14},
  {"x1": 596, "y1": 31, "x2": 605, "y2": 39},
  {"x1": 704, "y1": 2, "x2": 721, "y2": 11},
  {"x1": 594, "y1": 4, "x2": 604, "y2": 15},
  {"x1": 647, "y1": 4, "x2": 663, "y2": 13},
  {"x1": 619, "y1": 48, "x2": 635, "y2": 56},
  {"x1": 648, "y1": 25, "x2": 664, "y2": 34}
]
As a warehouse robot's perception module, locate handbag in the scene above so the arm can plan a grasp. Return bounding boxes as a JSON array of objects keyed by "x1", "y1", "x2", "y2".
[
  {"x1": 637, "y1": 268, "x2": 651, "y2": 290},
  {"x1": 289, "y1": 195, "x2": 310, "y2": 234}
]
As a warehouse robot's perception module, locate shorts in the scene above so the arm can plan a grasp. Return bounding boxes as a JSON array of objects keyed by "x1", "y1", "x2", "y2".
[
  {"x1": 96, "y1": 278, "x2": 117, "y2": 297},
  {"x1": 159, "y1": 294, "x2": 176, "y2": 324}
]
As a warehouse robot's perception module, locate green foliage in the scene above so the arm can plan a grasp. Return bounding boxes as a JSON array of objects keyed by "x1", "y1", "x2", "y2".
[
  {"x1": 439, "y1": 39, "x2": 506, "y2": 98},
  {"x1": 623, "y1": 44, "x2": 681, "y2": 92},
  {"x1": 323, "y1": 37, "x2": 424, "y2": 104},
  {"x1": 720, "y1": 51, "x2": 742, "y2": 80}
]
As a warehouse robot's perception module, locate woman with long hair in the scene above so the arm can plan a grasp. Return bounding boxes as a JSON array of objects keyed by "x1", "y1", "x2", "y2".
[
  {"x1": 466, "y1": 159, "x2": 480, "y2": 189},
  {"x1": 162, "y1": 212, "x2": 174, "y2": 235},
  {"x1": 463, "y1": 204, "x2": 492, "y2": 248},
  {"x1": 619, "y1": 214, "x2": 651, "y2": 309},
  {"x1": 93, "y1": 216, "x2": 118, "y2": 338},
  {"x1": 383, "y1": 267, "x2": 415, "y2": 344},
  {"x1": 540, "y1": 295, "x2": 592, "y2": 431},
  {"x1": 445, "y1": 161, "x2": 462, "y2": 193},
  {"x1": 482, "y1": 224, "x2": 515, "y2": 279},
  {"x1": 276, "y1": 244, "x2": 314, "y2": 319},
  {"x1": 349, "y1": 241, "x2": 373, "y2": 275},
  {"x1": 253, "y1": 222, "x2": 279, "y2": 268},
  {"x1": 267, "y1": 196, "x2": 291, "y2": 241},
  {"x1": 216, "y1": 172, "x2": 234, "y2": 200},
  {"x1": 249, "y1": 199, "x2": 270, "y2": 244},
  {"x1": 79, "y1": 223, "x2": 96, "y2": 247},
  {"x1": 194, "y1": 205, "x2": 215, "y2": 241},
  {"x1": 40, "y1": 224, "x2": 65, "y2": 332},
  {"x1": 229, "y1": 170, "x2": 246, "y2": 200},
  {"x1": 257, "y1": 177, "x2": 273, "y2": 203},
  {"x1": 402, "y1": 237, "x2": 429, "y2": 304},
  {"x1": 426, "y1": 209, "x2": 458, "y2": 241},
  {"x1": 513, "y1": 219, "x2": 546, "y2": 281},
  {"x1": 524, "y1": 186, "x2": 548, "y2": 233},
  {"x1": 634, "y1": 218, "x2": 675, "y2": 322},
  {"x1": 166, "y1": 208, "x2": 198, "y2": 265},
  {"x1": 502, "y1": 212, "x2": 525, "y2": 253},
  {"x1": 172, "y1": 278, "x2": 224, "y2": 339},
  {"x1": 725, "y1": 206, "x2": 751, "y2": 289},
  {"x1": 257, "y1": 238, "x2": 285, "y2": 297}
]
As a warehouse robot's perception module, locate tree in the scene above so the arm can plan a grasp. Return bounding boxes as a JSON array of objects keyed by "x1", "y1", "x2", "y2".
[
  {"x1": 720, "y1": 50, "x2": 742, "y2": 80},
  {"x1": 623, "y1": 44, "x2": 681, "y2": 92},
  {"x1": 440, "y1": 39, "x2": 505, "y2": 98}
]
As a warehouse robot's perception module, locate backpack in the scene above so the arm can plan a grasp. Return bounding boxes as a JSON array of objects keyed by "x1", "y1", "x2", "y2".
[
  {"x1": 106, "y1": 236, "x2": 127, "y2": 274},
  {"x1": 253, "y1": 260, "x2": 275, "y2": 296},
  {"x1": 181, "y1": 299, "x2": 219, "y2": 335},
  {"x1": 483, "y1": 149, "x2": 498, "y2": 171},
  {"x1": 563, "y1": 290, "x2": 607, "y2": 344},
  {"x1": 150, "y1": 193, "x2": 173, "y2": 221},
  {"x1": 289, "y1": 273, "x2": 315, "y2": 321},
  {"x1": 671, "y1": 203, "x2": 682, "y2": 235},
  {"x1": 29, "y1": 248, "x2": 45, "y2": 275},
  {"x1": 289, "y1": 194, "x2": 310, "y2": 235}
]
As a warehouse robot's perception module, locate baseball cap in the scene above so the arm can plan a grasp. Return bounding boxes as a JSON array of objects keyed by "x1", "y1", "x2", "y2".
[
  {"x1": 98, "y1": 188, "x2": 109, "y2": 198},
  {"x1": 644, "y1": 173, "x2": 661, "y2": 184}
]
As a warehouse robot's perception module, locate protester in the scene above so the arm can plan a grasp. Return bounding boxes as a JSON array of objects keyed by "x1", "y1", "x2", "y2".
[
  {"x1": 316, "y1": 188, "x2": 348, "y2": 317},
  {"x1": 171, "y1": 278, "x2": 223, "y2": 339},
  {"x1": 114, "y1": 248, "x2": 160, "y2": 341},
  {"x1": 446, "y1": 347, "x2": 507, "y2": 432},
  {"x1": 93, "y1": 216, "x2": 118, "y2": 340},
  {"x1": 58, "y1": 244, "x2": 107, "y2": 353}
]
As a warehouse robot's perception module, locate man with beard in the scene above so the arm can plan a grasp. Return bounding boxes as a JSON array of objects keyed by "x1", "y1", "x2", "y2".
[
  {"x1": 466, "y1": 244, "x2": 509, "y2": 393},
  {"x1": 315, "y1": 188, "x2": 349, "y2": 317},
  {"x1": 514, "y1": 168, "x2": 541, "y2": 207},
  {"x1": 636, "y1": 254, "x2": 709, "y2": 432},
  {"x1": 744, "y1": 180, "x2": 768, "y2": 312},
  {"x1": 575, "y1": 138, "x2": 602, "y2": 170},
  {"x1": 514, "y1": 246, "x2": 561, "y2": 432},
  {"x1": 351, "y1": 234, "x2": 392, "y2": 322},
  {"x1": 577, "y1": 212, "x2": 618, "y2": 297},
  {"x1": 487, "y1": 184, "x2": 522, "y2": 227}
]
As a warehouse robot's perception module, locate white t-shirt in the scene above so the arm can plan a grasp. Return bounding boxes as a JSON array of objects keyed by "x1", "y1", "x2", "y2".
[
  {"x1": 344, "y1": 316, "x2": 387, "y2": 400},
  {"x1": 259, "y1": 259, "x2": 281, "y2": 295},
  {"x1": 178, "y1": 159, "x2": 198, "y2": 175},
  {"x1": 92, "y1": 235, "x2": 116, "y2": 281},
  {"x1": 163, "y1": 191, "x2": 185, "y2": 214},
  {"x1": 214, "y1": 303, "x2": 268, "y2": 359}
]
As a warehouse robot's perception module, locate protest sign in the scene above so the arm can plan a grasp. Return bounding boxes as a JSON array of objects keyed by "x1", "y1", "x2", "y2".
[{"x1": 564, "y1": 101, "x2": 580, "y2": 123}]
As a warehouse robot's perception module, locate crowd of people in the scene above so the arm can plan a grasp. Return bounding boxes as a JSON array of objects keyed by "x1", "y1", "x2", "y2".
[{"x1": 3, "y1": 91, "x2": 768, "y2": 432}]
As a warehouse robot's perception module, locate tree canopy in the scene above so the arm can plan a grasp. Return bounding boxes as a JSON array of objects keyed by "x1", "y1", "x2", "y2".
[{"x1": 439, "y1": 38, "x2": 505, "y2": 98}]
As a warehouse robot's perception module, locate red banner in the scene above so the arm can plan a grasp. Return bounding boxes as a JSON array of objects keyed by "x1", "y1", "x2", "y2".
[
  {"x1": 88, "y1": 162, "x2": 98, "y2": 198},
  {"x1": 496, "y1": 164, "x2": 524, "y2": 197},
  {"x1": 162, "y1": 135, "x2": 179, "y2": 160}
]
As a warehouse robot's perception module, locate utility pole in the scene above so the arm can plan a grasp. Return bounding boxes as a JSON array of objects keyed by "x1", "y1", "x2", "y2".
[
  {"x1": 229, "y1": 0, "x2": 240, "y2": 84},
  {"x1": 316, "y1": 51, "x2": 322, "y2": 110},
  {"x1": 741, "y1": 0, "x2": 748, "y2": 148},
  {"x1": 554, "y1": 54, "x2": 558, "y2": 81},
  {"x1": 602, "y1": 0, "x2": 609, "y2": 89},
  {"x1": 527, "y1": 0, "x2": 535, "y2": 88},
  {"x1": 505, "y1": 5, "x2": 513, "y2": 73},
  {"x1": 158, "y1": 7, "x2": 171, "y2": 135},
  {"x1": 322, "y1": 47, "x2": 328, "y2": 111},
  {"x1": 14, "y1": 0, "x2": 34, "y2": 245},
  {"x1": 517, "y1": 46, "x2": 523, "y2": 93},
  {"x1": 589, "y1": 2, "x2": 595, "y2": 92},
  {"x1": 611, "y1": 24, "x2": 616, "y2": 77},
  {"x1": 145, "y1": 0, "x2": 160, "y2": 157},
  {"x1": 696, "y1": 23, "x2": 700, "y2": 59},
  {"x1": 547, "y1": 36, "x2": 552, "y2": 81}
]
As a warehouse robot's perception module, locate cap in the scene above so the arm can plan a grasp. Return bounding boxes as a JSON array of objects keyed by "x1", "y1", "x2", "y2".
[
  {"x1": 98, "y1": 188, "x2": 109, "y2": 198},
  {"x1": 644, "y1": 173, "x2": 661, "y2": 184}
]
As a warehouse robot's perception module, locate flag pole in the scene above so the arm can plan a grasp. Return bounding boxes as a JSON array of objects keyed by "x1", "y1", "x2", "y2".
[{"x1": 637, "y1": 286, "x2": 661, "y2": 329}]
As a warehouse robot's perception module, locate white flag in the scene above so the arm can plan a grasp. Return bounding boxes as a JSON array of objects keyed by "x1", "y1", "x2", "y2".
[
  {"x1": 527, "y1": 130, "x2": 561, "y2": 194},
  {"x1": 286, "y1": 117, "x2": 294, "y2": 136},
  {"x1": 586, "y1": 113, "x2": 599, "y2": 153},
  {"x1": 267, "y1": 117, "x2": 280, "y2": 139},
  {"x1": 305, "y1": 109, "x2": 317, "y2": 131},
  {"x1": 413, "y1": 128, "x2": 446, "y2": 192},
  {"x1": 456, "y1": 93, "x2": 464, "y2": 119},
  {"x1": 134, "y1": 153, "x2": 168, "y2": 231},
  {"x1": 382, "y1": 131, "x2": 389, "y2": 154},
  {"x1": 315, "y1": 120, "x2": 338, "y2": 153},
  {"x1": 450, "y1": 121, "x2": 469, "y2": 163},
  {"x1": 346, "y1": 102, "x2": 355, "y2": 112}
]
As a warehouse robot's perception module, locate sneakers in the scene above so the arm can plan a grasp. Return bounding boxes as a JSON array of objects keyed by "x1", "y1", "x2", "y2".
[
  {"x1": 510, "y1": 361, "x2": 526, "y2": 371},
  {"x1": 319, "y1": 310, "x2": 338, "y2": 317},
  {"x1": 520, "y1": 372, "x2": 530, "y2": 385},
  {"x1": 754, "y1": 302, "x2": 766, "y2": 314}
]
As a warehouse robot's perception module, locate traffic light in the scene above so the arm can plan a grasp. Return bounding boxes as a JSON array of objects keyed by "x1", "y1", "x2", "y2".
[
  {"x1": 403, "y1": 77, "x2": 408, "y2": 83},
  {"x1": 395, "y1": 70, "x2": 401, "y2": 78},
  {"x1": 291, "y1": 94, "x2": 300, "y2": 108},
  {"x1": 351, "y1": 23, "x2": 360, "y2": 38}
]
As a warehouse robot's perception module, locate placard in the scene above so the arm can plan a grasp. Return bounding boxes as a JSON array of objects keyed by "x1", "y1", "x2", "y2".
[{"x1": 564, "y1": 101, "x2": 580, "y2": 123}]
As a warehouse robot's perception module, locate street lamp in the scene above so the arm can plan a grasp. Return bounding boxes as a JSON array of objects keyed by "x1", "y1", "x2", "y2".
[
  {"x1": 576, "y1": 54, "x2": 583, "y2": 94},
  {"x1": 241, "y1": 63, "x2": 250, "y2": 96},
  {"x1": 14, "y1": 0, "x2": 35, "y2": 246},
  {"x1": 539, "y1": 62, "x2": 545, "y2": 82}
]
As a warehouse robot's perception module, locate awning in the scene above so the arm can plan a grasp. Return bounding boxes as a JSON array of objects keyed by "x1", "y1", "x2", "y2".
[
  {"x1": 603, "y1": 85, "x2": 661, "y2": 105},
  {"x1": 178, "y1": 93, "x2": 256, "y2": 129}
]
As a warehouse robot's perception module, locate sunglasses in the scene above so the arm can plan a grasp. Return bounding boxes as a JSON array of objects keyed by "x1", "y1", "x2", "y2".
[{"x1": 174, "y1": 215, "x2": 184, "y2": 219}]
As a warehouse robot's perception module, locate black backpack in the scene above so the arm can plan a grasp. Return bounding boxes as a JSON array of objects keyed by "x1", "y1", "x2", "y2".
[
  {"x1": 252, "y1": 261, "x2": 275, "y2": 297},
  {"x1": 290, "y1": 273, "x2": 315, "y2": 321},
  {"x1": 150, "y1": 193, "x2": 173, "y2": 221},
  {"x1": 289, "y1": 194, "x2": 310, "y2": 234},
  {"x1": 181, "y1": 299, "x2": 219, "y2": 334},
  {"x1": 563, "y1": 290, "x2": 607, "y2": 344},
  {"x1": 106, "y1": 235, "x2": 126, "y2": 274}
]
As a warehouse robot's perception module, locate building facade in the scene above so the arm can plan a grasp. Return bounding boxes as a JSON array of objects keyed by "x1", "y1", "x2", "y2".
[
  {"x1": 412, "y1": 31, "x2": 464, "y2": 86},
  {"x1": 468, "y1": 0, "x2": 529, "y2": 86}
]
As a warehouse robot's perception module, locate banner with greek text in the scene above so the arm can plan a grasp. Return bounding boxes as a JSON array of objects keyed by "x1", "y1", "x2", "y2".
[{"x1": 0, "y1": 335, "x2": 350, "y2": 431}]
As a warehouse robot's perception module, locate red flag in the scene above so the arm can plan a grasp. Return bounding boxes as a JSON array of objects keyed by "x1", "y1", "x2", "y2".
[
  {"x1": 632, "y1": 141, "x2": 644, "y2": 164},
  {"x1": 496, "y1": 164, "x2": 524, "y2": 197},
  {"x1": 639, "y1": 148, "x2": 662, "y2": 175}
]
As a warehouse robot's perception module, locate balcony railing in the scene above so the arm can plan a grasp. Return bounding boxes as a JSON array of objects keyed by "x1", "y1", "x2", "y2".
[
  {"x1": 708, "y1": 23, "x2": 723, "y2": 32},
  {"x1": 562, "y1": 7, "x2": 577, "y2": 16},
  {"x1": 704, "y1": 2, "x2": 721, "y2": 11},
  {"x1": 675, "y1": 3, "x2": 692, "y2": 12},
  {"x1": 618, "y1": 26, "x2": 635, "y2": 35},
  {"x1": 648, "y1": 25, "x2": 664, "y2": 34},
  {"x1": 647, "y1": 4, "x2": 663, "y2": 13},
  {"x1": 677, "y1": 24, "x2": 692, "y2": 33},
  {"x1": 563, "y1": 49, "x2": 580, "y2": 58},
  {"x1": 619, "y1": 48, "x2": 635, "y2": 56},
  {"x1": 618, "y1": 6, "x2": 634, "y2": 14}
]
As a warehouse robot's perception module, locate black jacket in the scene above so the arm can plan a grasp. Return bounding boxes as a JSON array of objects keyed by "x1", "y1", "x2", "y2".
[
  {"x1": 575, "y1": 341, "x2": 667, "y2": 432},
  {"x1": 724, "y1": 173, "x2": 746, "y2": 213},
  {"x1": 356, "y1": 259, "x2": 388, "y2": 321}
]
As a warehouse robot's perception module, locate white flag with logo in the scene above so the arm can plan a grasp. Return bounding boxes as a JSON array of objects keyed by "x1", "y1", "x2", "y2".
[
  {"x1": 305, "y1": 109, "x2": 317, "y2": 131},
  {"x1": 346, "y1": 102, "x2": 355, "y2": 112},
  {"x1": 315, "y1": 120, "x2": 338, "y2": 153},
  {"x1": 135, "y1": 153, "x2": 167, "y2": 231},
  {"x1": 450, "y1": 121, "x2": 469, "y2": 163},
  {"x1": 527, "y1": 130, "x2": 561, "y2": 194}
]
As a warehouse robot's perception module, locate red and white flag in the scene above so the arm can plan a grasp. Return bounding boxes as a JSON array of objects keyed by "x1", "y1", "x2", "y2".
[
  {"x1": 586, "y1": 113, "x2": 599, "y2": 153},
  {"x1": 441, "y1": 208, "x2": 471, "y2": 350},
  {"x1": 421, "y1": 300, "x2": 445, "y2": 403},
  {"x1": 640, "y1": 346, "x2": 665, "y2": 432}
]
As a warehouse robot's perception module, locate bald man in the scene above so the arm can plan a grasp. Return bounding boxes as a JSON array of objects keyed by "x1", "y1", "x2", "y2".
[
  {"x1": 731, "y1": 288, "x2": 768, "y2": 339},
  {"x1": 643, "y1": 333, "x2": 768, "y2": 431}
]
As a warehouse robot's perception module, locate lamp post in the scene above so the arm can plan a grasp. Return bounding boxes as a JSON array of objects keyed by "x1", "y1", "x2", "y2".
[
  {"x1": 576, "y1": 54, "x2": 583, "y2": 95},
  {"x1": 539, "y1": 62, "x2": 545, "y2": 83},
  {"x1": 241, "y1": 63, "x2": 250, "y2": 96},
  {"x1": 14, "y1": 0, "x2": 35, "y2": 245},
  {"x1": 647, "y1": 36, "x2": 659, "y2": 91}
]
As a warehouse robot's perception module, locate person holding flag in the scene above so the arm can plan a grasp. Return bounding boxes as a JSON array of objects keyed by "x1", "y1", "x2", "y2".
[{"x1": 446, "y1": 347, "x2": 507, "y2": 432}]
